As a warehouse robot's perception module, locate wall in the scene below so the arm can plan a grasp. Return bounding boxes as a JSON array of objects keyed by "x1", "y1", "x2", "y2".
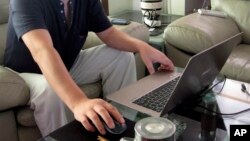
[
  {"x1": 132, "y1": 0, "x2": 210, "y2": 16},
  {"x1": 132, "y1": 0, "x2": 141, "y2": 11},
  {"x1": 169, "y1": 0, "x2": 210, "y2": 15},
  {"x1": 168, "y1": 0, "x2": 185, "y2": 15},
  {"x1": 108, "y1": 0, "x2": 133, "y2": 16},
  {"x1": 108, "y1": 0, "x2": 208, "y2": 16}
]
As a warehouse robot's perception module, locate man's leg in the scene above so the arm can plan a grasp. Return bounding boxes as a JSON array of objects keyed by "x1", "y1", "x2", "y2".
[
  {"x1": 70, "y1": 45, "x2": 137, "y2": 96},
  {"x1": 19, "y1": 73, "x2": 68, "y2": 137},
  {"x1": 17, "y1": 45, "x2": 137, "y2": 136},
  {"x1": 70, "y1": 45, "x2": 138, "y2": 119}
]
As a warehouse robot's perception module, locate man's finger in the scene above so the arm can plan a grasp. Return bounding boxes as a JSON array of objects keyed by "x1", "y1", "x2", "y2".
[
  {"x1": 158, "y1": 64, "x2": 174, "y2": 71},
  {"x1": 80, "y1": 115, "x2": 96, "y2": 132},
  {"x1": 158, "y1": 58, "x2": 174, "y2": 71},
  {"x1": 146, "y1": 63, "x2": 155, "y2": 74},
  {"x1": 93, "y1": 105, "x2": 115, "y2": 129},
  {"x1": 87, "y1": 110, "x2": 106, "y2": 134},
  {"x1": 105, "y1": 103, "x2": 125, "y2": 124}
]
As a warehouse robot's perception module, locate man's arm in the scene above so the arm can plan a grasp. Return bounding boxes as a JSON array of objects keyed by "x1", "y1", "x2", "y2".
[
  {"x1": 22, "y1": 29, "x2": 85, "y2": 109},
  {"x1": 97, "y1": 26, "x2": 174, "y2": 74},
  {"x1": 22, "y1": 29, "x2": 124, "y2": 135}
]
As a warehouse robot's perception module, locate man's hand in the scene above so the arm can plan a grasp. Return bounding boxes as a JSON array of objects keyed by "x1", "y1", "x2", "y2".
[
  {"x1": 72, "y1": 98, "x2": 125, "y2": 135},
  {"x1": 97, "y1": 27, "x2": 174, "y2": 74},
  {"x1": 139, "y1": 44, "x2": 174, "y2": 74}
]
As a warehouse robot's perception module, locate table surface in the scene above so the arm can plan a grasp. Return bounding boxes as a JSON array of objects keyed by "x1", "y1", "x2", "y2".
[
  {"x1": 39, "y1": 105, "x2": 228, "y2": 141},
  {"x1": 111, "y1": 10, "x2": 182, "y2": 37},
  {"x1": 39, "y1": 77, "x2": 250, "y2": 141},
  {"x1": 111, "y1": 10, "x2": 182, "y2": 54},
  {"x1": 110, "y1": 10, "x2": 182, "y2": 26},
  {"x1": 40, "y1": 114, "x2": 227, "y2": 141}
]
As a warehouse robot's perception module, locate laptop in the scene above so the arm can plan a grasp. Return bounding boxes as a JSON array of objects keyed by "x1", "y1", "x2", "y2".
[{"x1": 107, "y1": 33, "x2": 243, "y2": 117}]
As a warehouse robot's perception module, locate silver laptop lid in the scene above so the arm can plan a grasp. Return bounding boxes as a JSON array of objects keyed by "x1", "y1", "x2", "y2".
[{"x1": 160, "y1": 32, "x2": 243, "y2": 116}]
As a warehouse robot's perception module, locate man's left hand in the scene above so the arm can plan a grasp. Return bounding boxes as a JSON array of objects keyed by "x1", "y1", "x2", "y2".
[{"x1": 139, "y1": 44, "x2": 174, "y2": 74}]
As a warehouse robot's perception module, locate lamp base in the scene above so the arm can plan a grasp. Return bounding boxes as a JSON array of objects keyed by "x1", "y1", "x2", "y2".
[
  {"x1": 149, "y1": 28, "x2": 163, "y2": 36},
  {"x1": 144, "y1": 17, "x2": 161, "y2": 27}
]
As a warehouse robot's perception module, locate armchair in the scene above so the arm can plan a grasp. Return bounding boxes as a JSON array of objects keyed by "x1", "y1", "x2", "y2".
[
  {"x1": 164, "y1": 0, "x2": 250, "y2": 82},
  {"x1": 0, "y1": 0, "x2": 149, "y2": 141}
]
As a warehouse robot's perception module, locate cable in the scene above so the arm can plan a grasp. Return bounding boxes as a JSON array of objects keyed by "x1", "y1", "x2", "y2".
[
  {"x1": 197, "y1": 76, "x2": 250, "y2": 116},
  {"x1": 200, "y1": 75, "x2": 227, "y2": 98},
  {"x1": 213, "y1": 76, "x2": 227, "y2": 95}
]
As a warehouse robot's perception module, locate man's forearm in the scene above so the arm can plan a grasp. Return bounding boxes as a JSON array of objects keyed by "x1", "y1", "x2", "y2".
[
  {"x1": 22, "y1": 29, "x2": 88, "y2": 111},
  {"x1": 35, "y1": 47, "x2": 88, "y2": 111}
]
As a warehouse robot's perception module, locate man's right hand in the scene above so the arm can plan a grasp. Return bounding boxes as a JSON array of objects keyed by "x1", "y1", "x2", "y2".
[
  {"x1": 72, "y1": 98, "x2": 125, "y2": 135},
  {"x1": 21, "y1": 29, "x2": 125, "y2": 135}
]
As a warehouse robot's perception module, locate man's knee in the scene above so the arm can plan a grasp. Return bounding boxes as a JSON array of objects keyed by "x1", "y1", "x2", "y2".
[
  {"x1": 20, "y1": 73, "x2": 60, "y2": 108},
  {"x1": 118, "y1": 52, "x2": 135, "y2": 66}
]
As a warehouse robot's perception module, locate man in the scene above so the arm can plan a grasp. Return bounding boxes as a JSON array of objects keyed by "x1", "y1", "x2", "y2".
[{"x1": 4, "y1": 0, "x2": 174, "y2": 136}]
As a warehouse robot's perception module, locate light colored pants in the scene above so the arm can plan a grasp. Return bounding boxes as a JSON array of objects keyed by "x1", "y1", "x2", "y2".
[{"x1": 18, "y1": 45, "x2": 137, "y2": 136}]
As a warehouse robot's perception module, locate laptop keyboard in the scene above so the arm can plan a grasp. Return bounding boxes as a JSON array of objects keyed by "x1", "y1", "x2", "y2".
[{"x1": 132, "y1": 76, "x2": 180, "y2": 112}]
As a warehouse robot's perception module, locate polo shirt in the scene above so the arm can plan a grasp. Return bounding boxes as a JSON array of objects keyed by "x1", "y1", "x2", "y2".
[{"x1": 4, "y1": 0, "x2": 112, "y2": 73}]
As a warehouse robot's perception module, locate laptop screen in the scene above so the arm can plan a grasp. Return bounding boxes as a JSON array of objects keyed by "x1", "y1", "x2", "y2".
[{"x1": 161, "y1": 32, "x2": 243, "y2": 116}]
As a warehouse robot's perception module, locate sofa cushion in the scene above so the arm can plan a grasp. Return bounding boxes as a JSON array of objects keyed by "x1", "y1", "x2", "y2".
[
  {"x1": 18, "y1": 126, "x2": 41, "y2": 141},
  {"x1": 16, "y1": 83, "x2": 102, "y2": 127},
  {"x1": 221, "y1": 44, "x2": 250, "y2": 83},
  {"x1": 212, "y1": 0, "x2": 250, "y2": 44},
  {"x1": 116, "y1": 21, "x2": 149, "y2": 42},
  {"x1": 0, "y1": 0, "x2": 9, "y2": 65},
  {"x1": 0, "y1": 110, "x2": 18, "y2": 141},
  {"x1": 0, "y1": 0, "x2": 9, "y2": 24},
  {"x1": 164, "y1": 13, "x2": 241, "y2": 54},
  {"x1": 79, "y1": 82, "x2": 102, "y2": 98},
  {"x1": 83, "y1": 21, "x2": 149, "y2": 49},
  {"x1": 0, "y1": 66, "x2": 30, "y2": 111},
  {"x1": 16, "y1": 106, "x2": 36, "y2": 127},
  {"x1": 0, "y1": 24, "x2": 7, "y2": 65}
]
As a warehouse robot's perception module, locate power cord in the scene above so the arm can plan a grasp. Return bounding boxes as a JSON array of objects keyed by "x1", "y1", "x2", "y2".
[
  {"x1": 200, "y1": 75, "x2": 227, "y2": 98},
  {"x1": 197, "y1": 76, "x2": 250, "y2": 116}
]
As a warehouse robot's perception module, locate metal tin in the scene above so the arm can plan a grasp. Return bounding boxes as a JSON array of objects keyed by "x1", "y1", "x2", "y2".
[{"x1": 134, "y1": 117, "x2": 176, "y2": 141}]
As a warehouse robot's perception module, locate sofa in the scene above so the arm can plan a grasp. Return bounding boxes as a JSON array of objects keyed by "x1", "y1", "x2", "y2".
[
  {"x1": 164, "y1": 0, "x2": 250, "y2": 83},
  {"x1": 0, "y1": 0, "x2": 149, "y2": 141}
]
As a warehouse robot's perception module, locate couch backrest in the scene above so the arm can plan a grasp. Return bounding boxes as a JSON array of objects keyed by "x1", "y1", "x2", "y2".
[
  {"x1": 211, "y1": 0, "x2": 250, "y2": 44},
  {"x1": 0, "y1": 0, "x2": 9, "y2": 65}
]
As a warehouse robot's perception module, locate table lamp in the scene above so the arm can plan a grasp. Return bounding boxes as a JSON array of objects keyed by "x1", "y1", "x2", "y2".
[{"x1": 140, "y1": 0, "x2": 163, "y2": 36}]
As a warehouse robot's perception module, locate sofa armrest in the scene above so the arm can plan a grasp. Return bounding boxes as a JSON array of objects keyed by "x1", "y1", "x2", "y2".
[
  {"x1": 164, "y1": 13, "x2": 241, "y2": 54},
  {"x1": 0, "y1": 66, "x2": 29, "y2": 111},
  {"x1": 83, "y1": 21, "x2": 149, "y2": 49},
  {"x1": 82, "y1": 21, "x2": 149, "y2": 79}
]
